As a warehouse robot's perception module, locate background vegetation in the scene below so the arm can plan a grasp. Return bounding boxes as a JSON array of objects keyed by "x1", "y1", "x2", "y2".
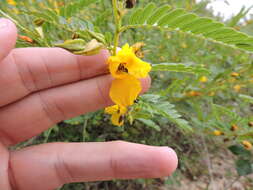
[{"x1": 1, "y1": 0, "x2": 253, "y2": 189}]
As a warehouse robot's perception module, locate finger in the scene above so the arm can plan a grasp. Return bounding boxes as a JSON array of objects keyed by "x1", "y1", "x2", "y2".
[
  {"x1": 0, "y1": 143, "x2": 12, "y2": 190},
  {"x1": 0, "y1": 75, "x2": 151, "y2": 146},
  {"x1": 0, "y1": 18, "x2": 17, "y2": 61},
  {"x1": 0, "y1": 48, "x2": 109, "y2": 107},
  {"x1": 9, "y1": 141, "x2": 178, "y2": 190}
]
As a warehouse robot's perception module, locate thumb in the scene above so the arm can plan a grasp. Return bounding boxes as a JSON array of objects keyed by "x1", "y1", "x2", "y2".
[{"x1": 0, "y1": 18, "x2": 17, "y2": 61}]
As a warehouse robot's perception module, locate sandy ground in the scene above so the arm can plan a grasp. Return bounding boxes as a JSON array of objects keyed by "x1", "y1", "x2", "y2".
[{"x1": 168, "y1": 150, "x2": 253, "y2": 190}]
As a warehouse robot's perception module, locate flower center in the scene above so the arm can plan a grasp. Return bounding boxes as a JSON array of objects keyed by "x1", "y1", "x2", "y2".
[
  {"x1": 117, "y1": 63, "x2": 128, "y2": 74},
  {"x1": 118, "y1": 115, "x2": 125, "y2": 123}
]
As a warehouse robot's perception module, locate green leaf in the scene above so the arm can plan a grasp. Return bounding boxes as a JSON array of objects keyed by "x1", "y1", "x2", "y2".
[
  {"x1": 64, "y1": 116, "x2": 84, "y2": 125},
  {"x1": 228, "y1": 145, "x2": 252, "y2": 158},
  {"x1": 141, "y1": 94, "x2": 161, "y2": 103},
  {"x1": 228, "y1": 6, "x2": 253, "y2": 27},
  {"x1": 192, "y1": 22, "x2": 224, "y2": 34},
  {"x1": 180, "y1": 17, "x2": 213, "y2": 31},
  {"x1": 138, "y1": 3, "x2": 156, "y2": 24},
  {"x1": 151, "y1": 102, "x2": 192, "y2": 132},
  {"x1": 60, "y1": 0, "x2": 99, "y2": 18},
  {"x1": 54, "y1": 39, "x2": 86, "y2": 51},
  {"x1": 73, "y1": 39, "x2": 104, "y2": 56},
  {"x1": 204, "y1": 28, "x2": 238, "y2": 39},
  {"x1": 157, "y1": 8, "x2": 186, "y2": 27},
  {"x1": 139, "y1": 94, "x2": 192, "y2": 132},
  {"x1": 168, "y1": 13, "x2": 198, "y2": 29},
  {"x1": 137, "y1": 118, "x2": 161, "y2": 131},
  {"x1": 239, "y1": 94, "x2": 253, "y2": 104},
  {"x1": 124, "y1": 5, "x2": 253, "y2": 52},
  {"x1": 152, "y1": 63, "x2": 210, "y2": 75},
  {"x1": 236, "y1": 159, "x2": 253, "y2": 176},
  {"x1": 146, "y1": 5, "x2": 171, "y2": 25},
  {"x1": 129, "y1": 8, "x2": 143, "y2": 25}
]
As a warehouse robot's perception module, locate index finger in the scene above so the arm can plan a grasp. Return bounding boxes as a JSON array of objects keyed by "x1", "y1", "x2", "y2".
[
  {"x1": 0, "y1": 18, "x2": 17, "y2": 61},
  {"x1": 0, "y1": 48, "x2": 109, "y2": 107},
  {"x1": 10, "y1": 141, "x2": 178, "y2": 190}
]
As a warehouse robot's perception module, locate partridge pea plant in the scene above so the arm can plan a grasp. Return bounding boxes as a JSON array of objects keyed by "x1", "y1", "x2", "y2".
[{"x1": 1, "y1": 0, "x2": 253, "y2": 158}]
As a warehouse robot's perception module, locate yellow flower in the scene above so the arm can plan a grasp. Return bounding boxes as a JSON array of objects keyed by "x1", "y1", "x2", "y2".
[
  {"x1": 199, "y1": 76, "x2": 208, "y2": 83},
  {"x1": 242, "y1": 141, "x2": 252, "y2": 150},
  {"x1": 110, "y1": 75, "x2": 141, "y2": 108},
  {"x1": 105, "y1": 43, "x2": 151, "y2": 126},
  {"x1": 105, "y1": 105, "x2": 127, "y2": 126},
  {"x1": 108, "y1": 44, "x2": 151, "y2": 79},
  {"x1": 213, "y1": 130, "x2": 224, "y2": 136},
  {"x1": 233, "y1": 84, "x2": 241, "y2": 92},
  {"x1": 7, "y1": 0, "x2": 16, "y2": 5},
  {"x1": 231, "y1": 72, "x2": 239, "y2": 77}
]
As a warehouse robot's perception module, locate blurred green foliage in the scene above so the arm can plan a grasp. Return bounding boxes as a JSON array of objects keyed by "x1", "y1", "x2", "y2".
[{"x1": 1, "y1": 0, "x2": 253, "y2": 189}]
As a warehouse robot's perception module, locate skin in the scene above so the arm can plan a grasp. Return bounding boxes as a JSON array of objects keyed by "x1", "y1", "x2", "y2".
[{"x1": 0, "y1": 18, "x2": 178, "y2": 190}]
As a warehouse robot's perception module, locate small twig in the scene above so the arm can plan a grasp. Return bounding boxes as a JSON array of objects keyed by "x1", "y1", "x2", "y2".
[
  {"x1": 201, "y1": 134, "x2": 214, "y2": 190},
  {"x1": 112, "y1": 0, "x2": 121, "y2": 55}
]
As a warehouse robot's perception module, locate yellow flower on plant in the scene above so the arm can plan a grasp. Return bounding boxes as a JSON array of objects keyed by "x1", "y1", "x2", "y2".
[
  {"x1": 108, "y1": 44, "x2": 151, "y2": 79},
  {"x1": 233, "y1": 84, "x2": 241, "y2": 92},
  {"x1": 105, "y1": 105, "x2": 127, "y2": 126},
  {"x1": 213, "y1": 130, "x2": 224, "y2": 136},
  {"x1": 199, "y1": 76, "x2": 208, "y2": 83},
  {"x1": 231, "y1": 72, "x2": 239, "y2": 77},
  {"x1": 105, "y1": 43, "x2": 151, "y2": 126},
  {"x1": 7, "y1": 0, "x2": 16, "y2": 5}
]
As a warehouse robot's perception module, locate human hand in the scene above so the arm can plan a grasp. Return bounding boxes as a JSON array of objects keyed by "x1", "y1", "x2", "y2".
[{"x1": 0, "y1": 18, "x2": 178, "y2": 190}]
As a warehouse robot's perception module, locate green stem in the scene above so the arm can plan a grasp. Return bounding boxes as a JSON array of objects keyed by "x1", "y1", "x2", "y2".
[{"x1": 112, "y1": 0, "x2": 121, "y2": 55}]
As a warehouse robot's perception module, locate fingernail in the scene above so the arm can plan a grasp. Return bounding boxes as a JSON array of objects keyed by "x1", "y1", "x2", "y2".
[
  {"x1": 0, "y1": 19, "x2": 9, "y2": 29},
  {"x1": 159, "y1": 146, "x2": 178, "y2": 175}
]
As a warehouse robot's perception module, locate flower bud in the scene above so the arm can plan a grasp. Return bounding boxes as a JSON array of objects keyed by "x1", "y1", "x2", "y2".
[
  {"x1": 230, "y1": 124, "x2": 238, "y2": 131},
  {"x1": 242, "y1": 141, "x2": 252, "y2": 150}
]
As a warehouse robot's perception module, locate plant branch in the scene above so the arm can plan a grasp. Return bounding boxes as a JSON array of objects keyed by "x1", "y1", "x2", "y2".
[{"x1": 112, "y1": 0, "x2": 121, "y2": 55}]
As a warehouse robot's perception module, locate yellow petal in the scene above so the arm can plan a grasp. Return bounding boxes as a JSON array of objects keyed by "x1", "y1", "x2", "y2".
[
  {"x1": 127, "y1": 58, "x2": 151, "y2": 78},
  {"x1": 111, "y1": 113, "x2": 124, "y2": 126},
  {"x1": 110, "y1": 76, "x2": 141, "y2": 107},
  {"x1": 108, "y1": 43, "x2": 151, "y2": 79},
  {"x1": 7, "y1": 0, "x2": 17, "y2": 5},
  {"x1": 118, "y1": 44, "x2": 133, "y2": 56},
  {"x1": 199, "y1": 76, "x2": 208, "y2": 83},
  {"x1": 105, "y1": 105, "x2": 127, "y2": 115},
  {"x1": 105, "y1": 105, "x2": 127, "y2": 126},
  {"x1": 105, "y1": 105, "x2": 119, "y2": 114}
]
